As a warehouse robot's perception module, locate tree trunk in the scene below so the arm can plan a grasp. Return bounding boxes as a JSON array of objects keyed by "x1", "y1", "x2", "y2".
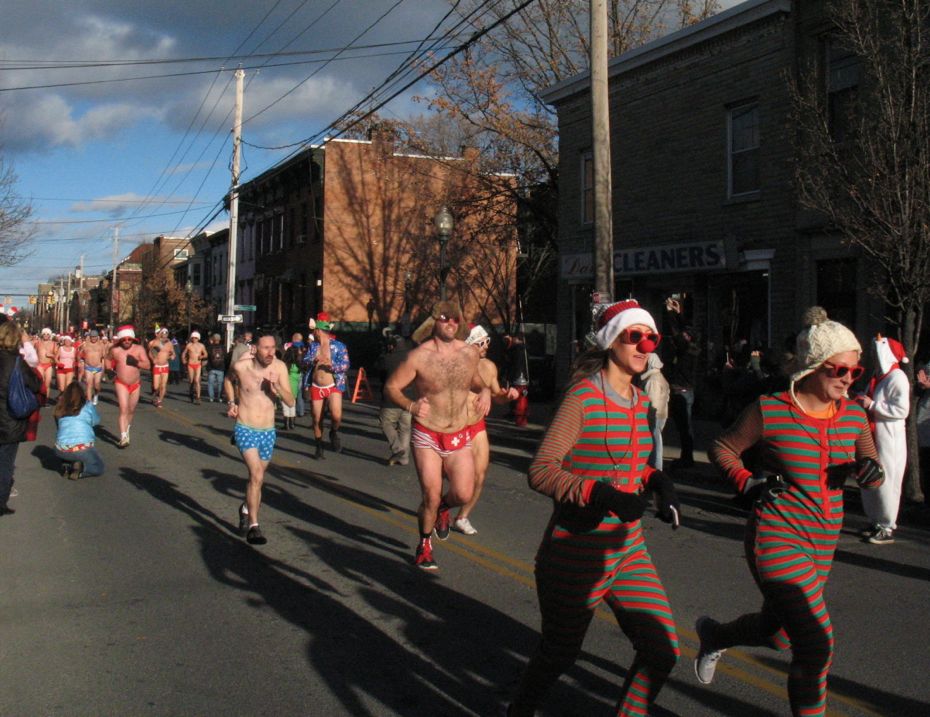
[{"x1": 903, "y1": 307, "x2": 925, "y2": 503}]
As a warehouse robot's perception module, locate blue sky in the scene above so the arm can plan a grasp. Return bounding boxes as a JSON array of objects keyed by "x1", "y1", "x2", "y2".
[{"x1": 0, "y1": 0, "x2": 739, "y2": 309}]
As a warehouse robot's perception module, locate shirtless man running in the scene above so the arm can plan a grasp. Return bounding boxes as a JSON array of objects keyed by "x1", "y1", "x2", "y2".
[
  {"x1": 79, "y1": 330, "x2": 107, "y2": 406},
  {"x1": 384, "y1": 300, "x2": 491, "y2": 569},
  {"x1": 36, "y1": 328, "x2": 58, "y2": 399},
  {"x1": 224, "y1": 332, "x2": 294, "y2": 545},
  {"x1": 108, "y1": 325, "x2": 151, "y2": 448},
  {"x1": 452, "y1": 324, "x2": 521, "y2": 536},
  {"x1": 182, "y1": 331, "x2": 208, "y2": 404},
  {"x1": 148, "y1": 327, "x2": 175, "y2": 408}
]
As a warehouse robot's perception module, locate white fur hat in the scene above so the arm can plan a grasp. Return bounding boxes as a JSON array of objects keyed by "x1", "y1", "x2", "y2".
[
  {"x1": 790, "y1": 306, "x2": 861, "y2": 387},
  {"x1": 116, "y1": 325, "x2": 136, "y2": 340},
  {"x1": 466, "y1": 324, "x2": 490, "y2": 345},
  {"x1": 594, "y1": 299, "x2": 657, "y2": 350}
]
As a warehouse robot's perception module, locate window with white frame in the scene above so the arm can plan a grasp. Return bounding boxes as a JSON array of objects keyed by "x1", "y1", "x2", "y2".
[
  {"x1": 581, "y1": 152, "x2": 594, "y2": 224},
  {"x1": 727, "y1": 103, "x2": 760, "y2": 197}
]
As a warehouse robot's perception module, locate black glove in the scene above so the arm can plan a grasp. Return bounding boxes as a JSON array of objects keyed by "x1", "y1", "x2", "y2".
[
  {"x1": 855, "y1": 457, "x2": 884, "y2": 489},
  {"x1": 825, "y1": 461, "x2": 857, "y2": 490},
  {"x1": 125, "y1": 355, "x2": 139, "y2": 367},
  {"x1": 736, "y1": 473, "x2": 786, "y2": 510},
  {"x1": 589, "y1": 482, "x2": 646, "y2": 522},
  {"x1": 648, "y1": 471, "x2": 681, "y2": 529}
]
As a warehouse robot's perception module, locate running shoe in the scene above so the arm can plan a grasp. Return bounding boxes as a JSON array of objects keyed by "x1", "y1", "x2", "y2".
[
  {"x1": 867, "y1": 528, "x2": 894, "y2": 545},
  {"x1": 694, "y1": 616, "x2": 726, "y2": 685},
  {"x1": 414, "y1": 538, "x2": 437, "y2": 570},
  {"x1": 434, "y1": 504, "x2": 451, "y2": 541},
  {"x1": 858, "y1": 524, "x2": 880, "y2": 538},
  {"x1": 118, "y1": 433, "x2": 130, "y2": 449},
  {"x1": 238, "y1": 503, "x2": 249, "y2": 536},
  {"x1": 453, "y1": 517, "x2": 478, "y2": 535},
  {"x1": 246, "y1": 526, "x2": 267, "y2": 545}
]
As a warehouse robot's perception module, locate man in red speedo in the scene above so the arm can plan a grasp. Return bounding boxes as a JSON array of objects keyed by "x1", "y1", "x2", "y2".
[{"x1": 108, "y1": 325, "x2": 151, "y2": 448}]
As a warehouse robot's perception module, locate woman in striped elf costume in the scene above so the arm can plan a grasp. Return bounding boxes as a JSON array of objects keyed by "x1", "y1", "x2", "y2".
[
  {"x1": 508, "y1": 299, "x2": 682, "y2": 717},
  {"x1": 696, "y1": 307, "x2": 883, "y2": 717}
]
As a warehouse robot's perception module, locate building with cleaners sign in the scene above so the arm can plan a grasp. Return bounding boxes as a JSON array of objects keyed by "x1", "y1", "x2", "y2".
[{"x1": 614, "y1": 241, "x2": 725, "y2": 275}]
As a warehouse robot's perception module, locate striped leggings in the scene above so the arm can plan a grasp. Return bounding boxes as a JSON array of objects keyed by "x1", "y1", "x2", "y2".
[
  {"x1": 512, "y1": 543, "x2": 679, "y2": 716},
  {"x1": 713, "y1": 517, "x2": 836, "y2": 717}
]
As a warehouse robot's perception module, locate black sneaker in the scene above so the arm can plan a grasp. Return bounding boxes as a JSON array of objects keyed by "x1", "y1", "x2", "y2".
[
  {"x1": 246, "y1": 526, "x2": 267, "y2": 545},
  {"x1": 867, "y1": 528, "x2": 894, "y2": 545},
  {"x1": 330, "y1": 429, "x2": 342, "y2": 453},
  {"x1": 70, "y1": 461, "x2": 84, "y2": 480},
  {"x1": 238, "y1": 503, "x2": 249, "y2": 535},
  {"x1": 58, "y1": 462, "x2": 70, "y2": 478},
  {"x1": 858, "y1": 524, "x2": 880, "y2": 538},
  {"x1": 434, "y1": 504, "x2": 451, "y2": 541}
]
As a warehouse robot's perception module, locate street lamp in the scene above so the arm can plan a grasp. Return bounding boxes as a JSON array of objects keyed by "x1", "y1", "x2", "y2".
[
  {"x1": 433, "y1": 205, "x2": 454, "y2": 300},
  {"x1": 185, "y1": 278, "x2": 193, "y2": 337}
]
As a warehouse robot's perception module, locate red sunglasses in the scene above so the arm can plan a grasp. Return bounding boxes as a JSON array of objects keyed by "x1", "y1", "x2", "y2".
[
  {"x1": 821, "y1": 361, "x2": 864, "y2": 380},
  {"x1": 618, "y1": 329, "x2": 662, "y2": 347},
  {"x1": 437, "y1": 313, "x2": 460, "y2": 323}
]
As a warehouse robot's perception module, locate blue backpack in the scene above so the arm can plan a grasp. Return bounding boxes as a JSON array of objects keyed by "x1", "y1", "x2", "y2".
[{"x1": 7, "y1": 357, "x2": 39, "y2": 420}]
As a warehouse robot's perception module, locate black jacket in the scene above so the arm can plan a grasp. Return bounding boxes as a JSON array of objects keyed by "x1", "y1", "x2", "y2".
[{"x1": 0, "y1": 350, "x2": 42, "y2": 444}]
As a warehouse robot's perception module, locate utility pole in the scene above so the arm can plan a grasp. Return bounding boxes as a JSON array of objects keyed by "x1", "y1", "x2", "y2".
[
  {"x1": 58, "y1": 277, "x2": 66, "y2": 334},
  {"x1": 110, "y1": 225, "x2": 120, "y2": 332},
  {"x1": 591, "y1": 0, "x2": 614, "y2": 306},
  {"x1": 224, "y1": 67, "x2": 245, "y2": 351},
  {"x1": 66, "y1": 271, "x2": 73, "y2": 333}
]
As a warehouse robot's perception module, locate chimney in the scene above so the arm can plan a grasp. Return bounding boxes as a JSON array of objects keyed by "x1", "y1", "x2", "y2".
[{"x1": 368, "y1": 124, "x2": 395, "y2": 158}]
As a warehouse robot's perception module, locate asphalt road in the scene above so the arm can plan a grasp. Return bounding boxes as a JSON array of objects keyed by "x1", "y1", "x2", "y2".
[{"x1": 1, "y1": 381, "x2": 929, "y2": 716}]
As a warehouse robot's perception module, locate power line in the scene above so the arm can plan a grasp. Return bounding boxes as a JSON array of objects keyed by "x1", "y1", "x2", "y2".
[{"x1": 34, "y1": 208, "x2": 213, "y2": 225}]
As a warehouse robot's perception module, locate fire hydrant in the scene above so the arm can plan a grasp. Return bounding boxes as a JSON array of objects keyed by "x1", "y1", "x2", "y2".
[{"x1": 513, "y1": 372, "x2": 530, "y2": 427}]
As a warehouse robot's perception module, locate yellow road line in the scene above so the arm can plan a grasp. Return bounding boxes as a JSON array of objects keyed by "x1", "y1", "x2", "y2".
[{"x1": 161, "y1": 404, "x2": 880, "y2": 717}]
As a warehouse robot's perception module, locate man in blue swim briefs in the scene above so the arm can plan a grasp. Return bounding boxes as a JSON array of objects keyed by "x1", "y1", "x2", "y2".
[
  {"x1": 79, "y1": 330, "x2": 107, "y2": 406},
  {"x1": 224, "y1": 332, "x2": 295, "y2": 545}
]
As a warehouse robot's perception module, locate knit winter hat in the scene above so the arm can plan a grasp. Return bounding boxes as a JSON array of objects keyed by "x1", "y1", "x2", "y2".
[
  {"x1": 594, "y1": 299, "x2": 657, "y2": 350},
  {"x1": 790, "y1": 306, "x2": 861, "y2": 388}
]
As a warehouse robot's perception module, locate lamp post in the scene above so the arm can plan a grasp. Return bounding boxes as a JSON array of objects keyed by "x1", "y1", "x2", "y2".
[
  {"x1": 433, "y1": 206, "x2": 454, "y2": 300},
  {"x1": 185, "y1": 278, "x2": 193, "y2": 337}
]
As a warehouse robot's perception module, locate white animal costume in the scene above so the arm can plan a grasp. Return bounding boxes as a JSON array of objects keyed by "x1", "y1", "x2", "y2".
[{"x1": 861, "y1": 336, "x2": 910, "y2": 531}]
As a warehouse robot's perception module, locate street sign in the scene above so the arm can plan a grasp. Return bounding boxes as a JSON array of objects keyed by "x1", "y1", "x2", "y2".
[
  {"x1": 234, "y1": 304, "x2": 257, "y2": 312},
  {"x1": 218, "y1": 314, "x2": 244, "y2": 323}
]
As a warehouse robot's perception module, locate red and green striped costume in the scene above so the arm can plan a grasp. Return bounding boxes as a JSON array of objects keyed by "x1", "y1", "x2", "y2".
[
  {"x1": 512, "y1": 376, "x2": 679, "y2": 717},
  {"x1": 709, "y1": 392, "x2": 877, "y2": 717}
]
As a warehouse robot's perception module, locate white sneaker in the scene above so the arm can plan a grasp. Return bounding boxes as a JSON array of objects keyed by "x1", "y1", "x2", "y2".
[
  {"x1": 118, "y1": 432, "x2": 130, "y2": 448},
  {"x1": 453, "y1": 517, "x2": 478, "y2": 535},
  {"x1": 694, "y1": 616, "x2": 725, "y2": 684}
]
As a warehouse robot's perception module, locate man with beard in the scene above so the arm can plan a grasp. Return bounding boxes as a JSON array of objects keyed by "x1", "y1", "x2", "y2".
[
  {"x1": 108, "y1": 325, "x2": 151, "y2": 448},
  {"x1": 384, "y1": 301, "x2": 490, "y2": 569},
  {"x1": 147, "y1": 327, "x2": 175, "y2": 408},
  {"x1": 79, "y1": 330, "x2": 107, "y2": 406},
  {"x1": 224, "y1": 332, "x2": 294, "y2": 545}
]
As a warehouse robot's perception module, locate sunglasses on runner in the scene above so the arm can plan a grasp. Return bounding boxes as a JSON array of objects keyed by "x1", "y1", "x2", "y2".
[
  {"x1": 618, "y1": 329, "x2": 662, "y2": 347},
  {"x1": 437, "y1": 314, "x2": 460, "y2": 323},
  {"x1": 821, "y1": 362, "x2": 864, "y2": 380}
]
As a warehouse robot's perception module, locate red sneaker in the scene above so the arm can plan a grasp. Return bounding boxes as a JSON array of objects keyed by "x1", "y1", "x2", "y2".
[
  {"x1": 434, "y1": 504, "x2": 451, "y2": 541},
  {"x1": 414, "y1": 538, "x2": 438, "y2": 570}
]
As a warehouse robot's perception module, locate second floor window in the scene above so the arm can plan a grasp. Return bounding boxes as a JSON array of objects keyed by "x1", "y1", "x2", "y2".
[
  {"x1": 728, "y1": 103, "x2": 760, "y2": 197},
  {"x1": 827, "y1": 41, "x2": 859, "y2": 144}
]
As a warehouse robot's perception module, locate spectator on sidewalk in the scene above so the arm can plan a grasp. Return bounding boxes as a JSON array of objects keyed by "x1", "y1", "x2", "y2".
[
  {"x1": 663, "y1": 296, "x2": 699, "y2": 469},
  {"x1": 53, "y1": 382, "x2": 104, "y2": 480},
  {"x1": 0, "y1": 317, "x2": 43, "y2": 514},
  {"x1": 378, "y1": 335, "x2": 415, "y2": 465},
  {"x1": 206, "y1": 333, "x2": 227, "y2": 403},
  {"x1": 916, "y1": 361, "x2": 930, "y2": 504},
  {"x1": 640, "y1": 351, "x2": 670, "y2": 470}
]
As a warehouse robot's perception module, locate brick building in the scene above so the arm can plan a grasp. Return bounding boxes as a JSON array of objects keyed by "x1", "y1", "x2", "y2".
[
  {"x1": 235, "y1": 132, "x2": 517, "y2": 339},
  {"x1": 542, "y1": 0, "x2": 882, "y2": 385}
]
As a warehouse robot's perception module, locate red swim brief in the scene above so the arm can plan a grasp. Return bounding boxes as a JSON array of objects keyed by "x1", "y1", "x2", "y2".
[
  {"x1": 411, "y1": 421, "x2": 473, "y2": 456},
  {"x1": 310, "y1": 383, "x2": 340, "y2": 401},
  {"x1": 153, "y1": 364, "x2": 169, "y2": 376}
]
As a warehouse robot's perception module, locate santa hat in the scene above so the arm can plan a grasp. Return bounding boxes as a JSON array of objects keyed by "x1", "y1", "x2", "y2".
[
  {"x1": 310, "y1": 311, "x2": 333, "y2": 332},
  {"x1": 412, "y1": 300, "x2": 469, "y2": 343},
  {"x1": 790, "y1": 307, "x2": 861, "y2": 388},
  {"x1": 41, "y1": 327, "x2": 52, "y2": 336},
  {"x1": 116, "y1": 325, "x2": 137, "y2": 341},
  {"x1": 875, "y1": 334, "x2": 908, "y2": 375},
  {"x1": 594, "y1": 299, "x2": 657, "y2": 350},
  {"x1": 190, "y1": 331, "x2": 201, "y2": 340},
  {"x1": 466, "y1": 324, "x2": 490, "y2": 345}
]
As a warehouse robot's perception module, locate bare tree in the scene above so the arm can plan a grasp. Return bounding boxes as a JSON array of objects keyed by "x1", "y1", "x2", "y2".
[
  {"x1": 0, "y1": 153, "x2": 35, "y2": 267},
  {"x1": 792, "y1": 0, "x2": 930, "y2": 502}
]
